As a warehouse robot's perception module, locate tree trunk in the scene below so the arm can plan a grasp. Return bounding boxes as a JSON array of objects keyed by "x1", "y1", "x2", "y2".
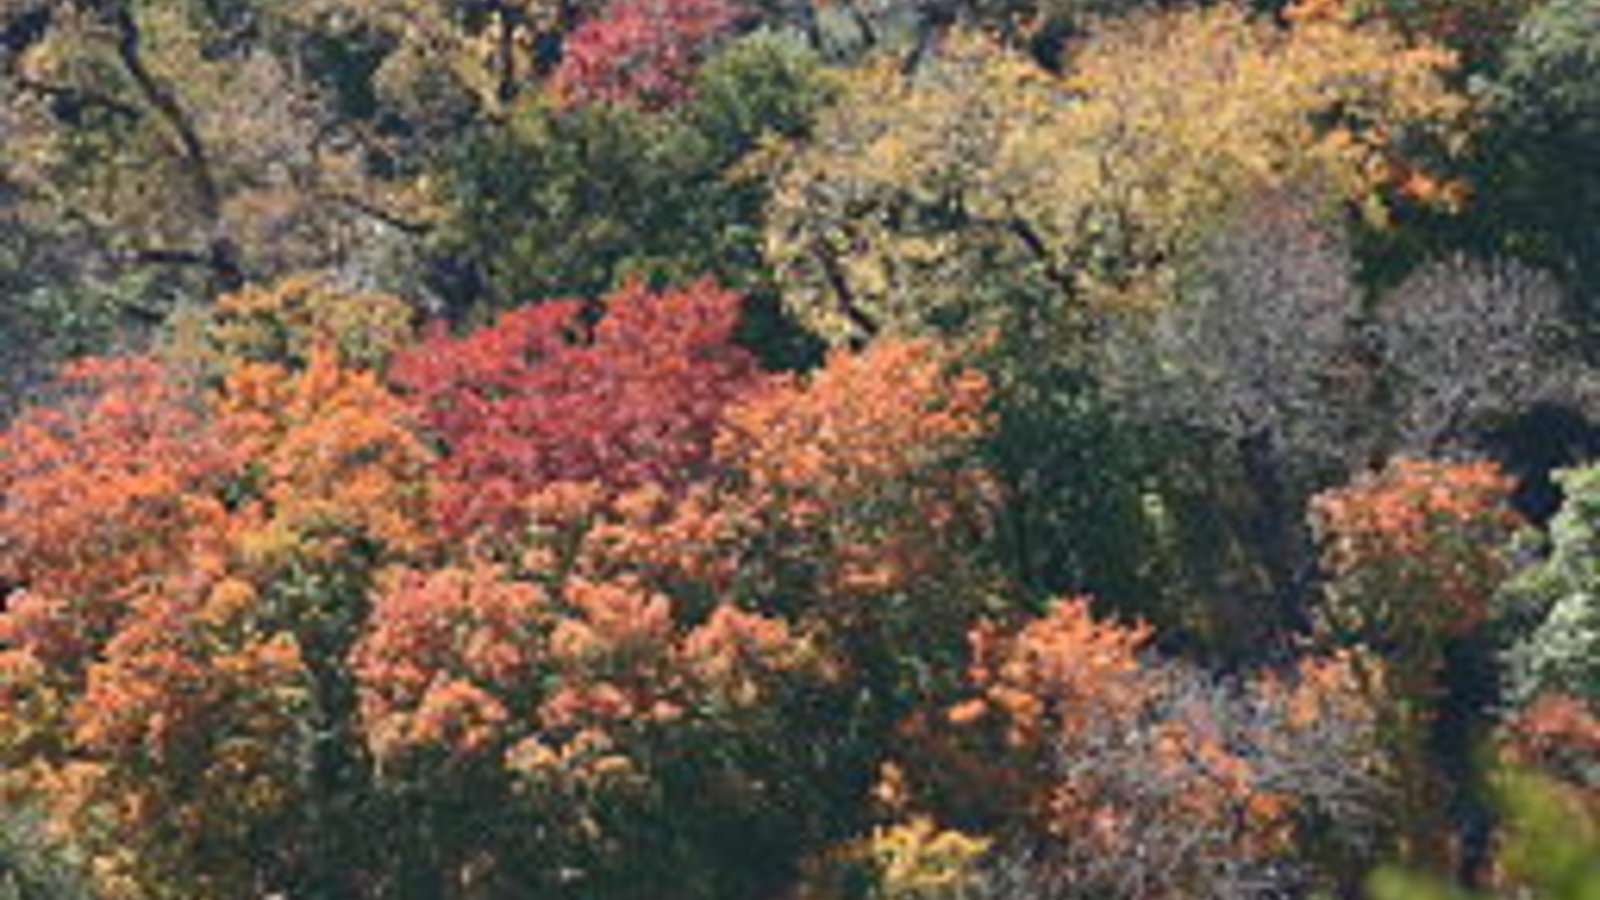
[{"x1": 1237, "y1": 430, "x2": 1307, "y2": 636}]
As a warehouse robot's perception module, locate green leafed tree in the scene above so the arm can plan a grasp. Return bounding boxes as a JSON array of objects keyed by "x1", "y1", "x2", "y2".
[{"x1": 439, "y1": 30, "x2": 832, "y2": 310}]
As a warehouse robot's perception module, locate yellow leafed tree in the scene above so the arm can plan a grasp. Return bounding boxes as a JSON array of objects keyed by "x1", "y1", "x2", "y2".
[{"x1": 766, "y1": 5, "x2": 1468, "y2": 347}]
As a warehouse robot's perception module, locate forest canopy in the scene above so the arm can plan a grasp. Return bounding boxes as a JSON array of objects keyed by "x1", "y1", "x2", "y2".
[{"x1": 1, "y1": 0, "x2": 1598, "y2": 898}]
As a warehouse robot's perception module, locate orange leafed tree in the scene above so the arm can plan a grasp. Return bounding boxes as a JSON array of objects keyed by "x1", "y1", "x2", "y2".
[
  {"x1": 0, "y1": 357, "x2": 239, "y2": 600},
  {"x1": 954, "y1": 597, "x2": 1153, "y2": 754},
  {"x1": 716, "y1": 337, "x2": 996, "y2": 612},
  {"x1": 346, "y1": 555, "x2": 821, "y2": 894},
  {"x1": 351, "y1": 561, "x2": 815, "y2": 767},
  {"x1": 340, "y1": 334, "x2": 1001, "y2": 894},
  {"x1": 56, "y1": 572, "x2": 310, "y2": 896},
  {"x1": 1501, "y1": 693, "x2": 1600, "y2": 818},
  {"x1": 1310, "y1": 457, "x2": 1523, "y2": 870},
  {"x1": 351, "y1": 565, "x2": 550, "y2": 763},
  {"x1": 1312, "y1": 458, "x2": 1521, "y2": 651},
  {"x1": 1, "y1": 305, "x2": 1013, "y2": 897},
  {"x1": 0, "y1": 345, "x2": 435, "y2": 899},
  {"x1": 215, "y1": 348, "x2": 437, "y2": 566}
]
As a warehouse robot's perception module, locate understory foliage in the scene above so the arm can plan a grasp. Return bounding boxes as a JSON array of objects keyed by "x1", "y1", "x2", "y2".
[{"x1": 1, "y1": 0, "x2": 1596, "y2": 898}]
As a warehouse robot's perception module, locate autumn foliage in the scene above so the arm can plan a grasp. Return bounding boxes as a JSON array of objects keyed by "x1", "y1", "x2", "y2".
[
  {"x1": 952, "y1": 597, "x2": 1153, "y2": 754},
  {"x1": 217, "y1": 350, "x2": 436, "y2": 563},
  {"x1": 391, "y1": 279, "x2": 760, "y2": 543},
  {"x1": 351, "y1": 561, "x2": 816, "y2": 771},
  {"x1": 555, "y1": 0, "x2": 744, "y2": 109},
  {"x1": 0, "y1": 348, "x2": 421, "y2": 896},
  {"x1": 0, "y1": 0, "x2": 1591, "y2": 896},
  {"x1": 0, "y1": 358, "x2": 238, "y2": 599},
  {"x1": 0, "y1": 273, "x2": 1017, "y2": 897},
  {"x1": 0, "y1": 265, "x2": 1509, "y2": 898},
  {"x1": 1289, "y1": 0, "x2": 1537, "y2": 65},
  {"x1": 1312, "y1": 458, "x2": 1522, "y2": 647},
  {"x1": 928, "y1": 598, "x2": 1385, "y2": 898},
  {"x1": 717, "y1": 337, "x2": 995, "y2": 607},
  {"x1": 0, "y1": 279, "x2": 451, "y2": 896},
  {"x1": 1501, "y1": 693, "x2": 1600, "y2": 816}
]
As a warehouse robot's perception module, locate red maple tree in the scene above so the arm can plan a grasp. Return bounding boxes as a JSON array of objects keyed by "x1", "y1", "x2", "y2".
[{"x1": 391, "y1": 279, "x2": 761, "y2": 542}]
